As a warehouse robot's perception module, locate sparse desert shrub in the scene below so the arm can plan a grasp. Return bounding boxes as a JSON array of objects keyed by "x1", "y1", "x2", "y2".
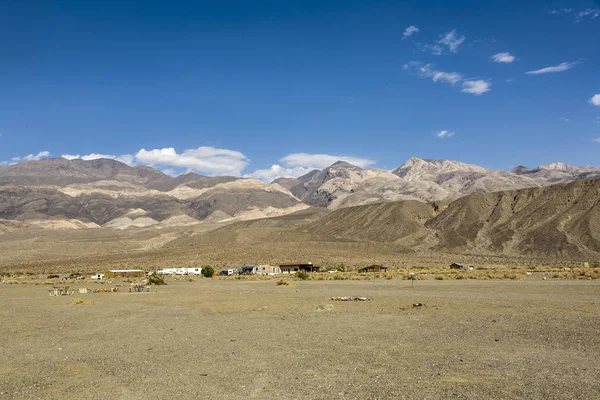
[
  {"x1": 276, "y1": 279, "x2": 290, "y2": 286},
  {"x1": 296, "y1": 270, "x2": 309, "y2": 280},
  {"x1": 148, "y1": 274, "x2": 166, "y2": 285},
  {"x1": 201, "y1": 265, "x2": 214, "y2": 278},
  {"x1": 336, "y1": 263, "x2": 347, "y2": 272}
]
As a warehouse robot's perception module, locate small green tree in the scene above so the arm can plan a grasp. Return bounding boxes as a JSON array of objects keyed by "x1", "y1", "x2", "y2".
[
  {"x1": 296, "y1": 270, "x2": 309, "y2": 280},
  {"x1": 148, "y1": 273, "x2": 166, "y2": 285},
  {"x1": 201, "y1": 265, "x2": 214, "y2": 278}
]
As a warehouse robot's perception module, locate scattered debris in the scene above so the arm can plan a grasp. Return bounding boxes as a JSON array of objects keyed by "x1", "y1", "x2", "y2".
[
  {"x1": 315, "y1": 304, "x2": 335, "y2": 311},
  {"x1": 412, "y1": 303, "x2": 424, "y2": 308},
  {"x1": 330, "y1": 296, "x2": 373, "y2": 301},
  {"x1": 48, "y1": 286, "x2": 73, "y2": 296}
]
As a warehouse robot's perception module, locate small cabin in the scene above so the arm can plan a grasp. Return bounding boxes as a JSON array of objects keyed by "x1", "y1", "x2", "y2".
[
  {"x1": 359, "y1": 265, "x2": 388, "y2": 273},
  {"x1": 279, "y1": 262, "x2": 320, "y2": 274},
  {"x1": 449, "y1": 263, "x2": 464, "y2": 270}
]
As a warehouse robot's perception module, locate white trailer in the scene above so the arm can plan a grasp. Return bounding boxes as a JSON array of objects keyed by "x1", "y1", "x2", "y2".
[
  {"x1": 175, "y1": 267, "x2": 203, "y2": 275},
  {"x1": 182, "y1": 267, "x2": 203, "y2": 275},
  {"x1": 156, "y1": 268, "x2": 177, "y2": 275},
  {"x1": 91, "y1": 273, "x2": 104, "y2": 280}
]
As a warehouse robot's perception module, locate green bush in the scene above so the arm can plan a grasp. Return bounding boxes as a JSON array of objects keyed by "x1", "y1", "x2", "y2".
[
  {"x1": 296, "y1": 270, "x2": 309, "y2": 280},
  {"x1": 201, "y1": 265, "x2": 214, "y2": 278},
  {"x1": 148, "y1": 273, "x2": 166, "y2": 285}
]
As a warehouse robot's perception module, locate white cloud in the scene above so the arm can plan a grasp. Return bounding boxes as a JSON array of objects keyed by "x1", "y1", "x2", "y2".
[
  {"x1": 11, "y1": 151, "x2": 51, "y2": 163},
  {"x1": 404, "y1": 61, "x2": 491, "y2": 95},
  {"x1": 436, "y1": 130, "x2": 455, "y2": 138},
  {"x1": 61, "y1": 153, "x2": 135, "y2": 165},
  {"x1": 246, "y1": 153, "x2": 376, "y2": 182},
  {"x1": 525, "y1": 61, "x2": 578, "y2": 75},
  {"x1": 432, "y1": 71, "x2": 462, "y2": 85},
  {"x1": 461, "y1": 80, "x2": 491, "y2": 95},
  {"x1": 438, "y1": 30, "x2": 465, "y2": 53},
  {"x1": 576, "y1": 8, "x2": 599, "y2": 22},
  {"x1": 589, "y1": 94, "x2": 600, "y2": 106},
  {"x1": 593, "y1": 138, "x2": 600, "y2": 143},
  {"x1": 281, "y1": 153, "x2": 375, "y2": 169},
  {"x1": 491, "y1": 52, "x2": 516, "y2": 63},
  {"x1": 560, "y1": 117, "x2": 570, "y2": 122},
  {"x1": 422, "y1": 44, "x2": 444, "y2": 56},
  {"x1": 549, "y1": 8, "x2": 573, "y2": 15},
  {"x1": 135, "y1": 146, "x2": 249, "y2": 176},
  {"x1": 404, "y1": 62, "x2": 462, "y2": 85},
  {"x1": 246, "y1": 164, "x2": 313, "y2": 182},
  {"x1": 402, "y1": 26, "x2": 419, "y2": 39}
]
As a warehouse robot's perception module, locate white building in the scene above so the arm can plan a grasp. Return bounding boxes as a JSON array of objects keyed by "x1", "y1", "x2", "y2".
[
  {"x1": 91, "y1": 273, "x2": 104, "y2": 280},
  {"x1": 157, "y1": 267, "x2": 202, "y2": 275}
]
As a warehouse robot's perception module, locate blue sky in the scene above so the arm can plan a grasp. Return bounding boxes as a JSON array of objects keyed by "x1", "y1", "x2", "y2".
[{"x1": 1, "y1": 0, "x2": 599, "y2": 180}]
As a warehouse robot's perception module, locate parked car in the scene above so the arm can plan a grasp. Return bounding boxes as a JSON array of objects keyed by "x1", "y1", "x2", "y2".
[{"x1": 218, "y1": 269, "x2": 237, "y2": 276}]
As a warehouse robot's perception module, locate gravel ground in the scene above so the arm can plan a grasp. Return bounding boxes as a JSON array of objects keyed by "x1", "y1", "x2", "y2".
[{"x1": 1, "y1": 279, "x2": 599, "y2": 399}]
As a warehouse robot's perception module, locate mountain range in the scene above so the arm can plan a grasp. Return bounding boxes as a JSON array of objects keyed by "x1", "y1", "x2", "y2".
[{"x1": 1, "y1": 156, "x2": 599, "y2": 231}]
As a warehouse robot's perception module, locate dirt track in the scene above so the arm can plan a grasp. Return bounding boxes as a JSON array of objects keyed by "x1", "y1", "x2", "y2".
[{"x1": 1, "y1": 279, "x2": 599, "y2": 399}]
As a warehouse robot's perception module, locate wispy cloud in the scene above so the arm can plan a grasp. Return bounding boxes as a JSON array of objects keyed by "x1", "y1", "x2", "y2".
[
  {"x1": 593, "y1": 138, "x2": 600, "y2": 143},
  {"x1": 461, "y1": 80, "x2": 491, "y2": 95},
  {"x1": 548, "y1": 8, "x2": 573, "y2": 15},
  {"x1": 404, "y1": 61, "x2": 491, "y2": 96},
  {"x1": 403, "y1": 62, "x2": 462, "y2": 85},
  {"x1": 438, "y1": 30, "x2": 466, "y2": 53},
  {"x1": 525, "y1": 61, "x2": 579, "y2": 75},
  {"x1": 436, "y1": 130, "x2": 455, "y2": 139},
  {"x1": 576, "y1": 8, "x2": 600, "y2": 22},
  {"x1": 402, "y1": 25, "x2": 419, "y2": 39},
  {"x1": 549, "y1": 8, "x2": 599, "y2": 22},
  {"x1": 12, "y1": 151, "x2": 51, "y2": 163},
  {"x1": 589, "y1": 94, "x2": 600, "y2": 106},
  {"x1": 422, "y1": 44, "x2": 444, "y2": 56},
  {"x1": 2, "y1": 151, "x2": 51, "y2": 166},
  {"x1": 560, "y1": 117, "x2": 570, "y2": 122},
  {"x1": 491, "y1": 52, "x2": 516, "y2": 63}
]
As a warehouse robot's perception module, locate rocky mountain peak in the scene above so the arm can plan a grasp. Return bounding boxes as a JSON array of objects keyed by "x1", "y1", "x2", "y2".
[
  {"x1": 328, "y1": 160, "x2": 361, "y2": 170},
  {"x1": 393, "y1": 157, "x2": 487, "y2": 180}
]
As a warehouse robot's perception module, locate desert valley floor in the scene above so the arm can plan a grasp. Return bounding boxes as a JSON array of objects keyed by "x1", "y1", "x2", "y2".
[{"x1": 1, "y1": 278, "x2": 599, "y2": 399}]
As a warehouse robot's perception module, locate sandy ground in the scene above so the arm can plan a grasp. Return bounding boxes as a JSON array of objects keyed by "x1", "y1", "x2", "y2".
[{"x1": 1, "y1": 279, "x2": 599, "y2": 399}]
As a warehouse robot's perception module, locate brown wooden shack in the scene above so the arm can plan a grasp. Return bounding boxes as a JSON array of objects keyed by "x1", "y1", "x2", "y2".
[{"x1": 359, "y1": 265, "x2": 388, "y2": 273}]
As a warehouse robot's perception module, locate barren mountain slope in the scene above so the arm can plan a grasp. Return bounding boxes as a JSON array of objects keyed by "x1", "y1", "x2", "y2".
[
  {"x1": 288, "y1": 161, "x2": 450, "y2": 209},
  {"x1": 426, "y1": 178, "x2": 600, "y2": 258},
  {"x1": 188, "y1": 179, "x2": 302, "y2": 220},
  {"x1": 0, "y1": 158, "x2": 170, "y2": 188},
  {"x1": 301, "y1": 200, "x2": 436, "y2": 244}
]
